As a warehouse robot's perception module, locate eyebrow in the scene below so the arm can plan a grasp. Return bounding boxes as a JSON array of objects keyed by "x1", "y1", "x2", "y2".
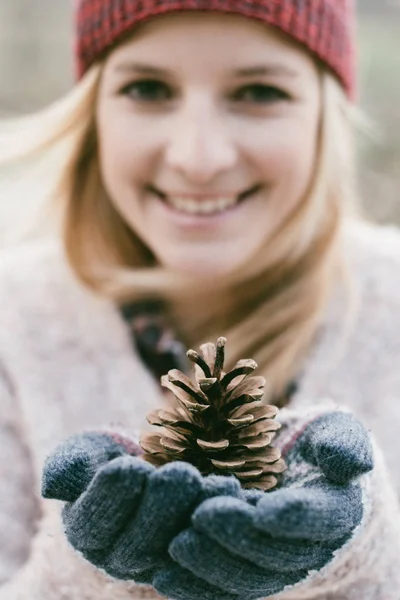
[{"x1": 114, "y1": 62, "x2": 298, "y2": 78}]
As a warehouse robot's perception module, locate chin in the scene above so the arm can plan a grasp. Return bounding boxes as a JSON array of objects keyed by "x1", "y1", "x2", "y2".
[
  {"x1": 165, "y1": 257, "x2": 238, "y2": 280},
  {"x1": 155, "y1": 243, "x2": 256, "y2": 281},
  {"x1": 178, "y1": 265, "x2": 233, "y2": 279}
]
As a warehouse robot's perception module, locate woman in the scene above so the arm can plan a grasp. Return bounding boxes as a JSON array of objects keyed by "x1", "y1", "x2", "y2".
[{"x1": 0, "y1": 1, "x2": 399, "y2": 599}]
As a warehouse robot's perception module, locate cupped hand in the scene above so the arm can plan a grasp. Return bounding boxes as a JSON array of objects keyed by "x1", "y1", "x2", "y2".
[
  {"x1": 152, "y1": 412, "x2": 374, "y2": 600},
  {"x1": 41, "y1": 430, "x2": 242, "y2": 584}
]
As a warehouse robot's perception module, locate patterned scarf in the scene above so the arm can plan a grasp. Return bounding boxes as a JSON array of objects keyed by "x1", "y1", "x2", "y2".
[{"x1": 120, "y1": 300, "x2": 191, "y2": 382}]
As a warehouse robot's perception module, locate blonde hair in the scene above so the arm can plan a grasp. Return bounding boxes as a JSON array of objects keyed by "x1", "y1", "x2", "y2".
[{"x1": 0, "y1": 62, "x2": 361, "y2": 403}]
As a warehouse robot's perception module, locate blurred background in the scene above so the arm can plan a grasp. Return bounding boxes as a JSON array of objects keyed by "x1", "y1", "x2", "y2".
[{"x1": 0, "y1": 1, "x2": 399, "y2": 228}]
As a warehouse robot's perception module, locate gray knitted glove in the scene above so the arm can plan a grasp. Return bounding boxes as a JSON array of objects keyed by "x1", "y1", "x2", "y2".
[
  {"x1": 152, "y1": 411, "x2": 374, "y2": 600},
  {"x1": 41, "y1": 430, "x2": 242, "y2": 585}
]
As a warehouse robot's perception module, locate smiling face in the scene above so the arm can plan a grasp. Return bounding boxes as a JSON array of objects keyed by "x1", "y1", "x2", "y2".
[{"x1": 95, "y1": 12, "x2": 322, "y2": 278}]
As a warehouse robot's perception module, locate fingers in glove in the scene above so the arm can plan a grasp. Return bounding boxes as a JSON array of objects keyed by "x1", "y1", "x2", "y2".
[
  {"x1": 105, "y1": 461, "x2": 204, "y2": 573},
  {"x1": 240, "y1": 488, "x2": 265, "y2": 506},
  {"x1": 199, "y1": 474, "x2": 242, "y2": 502},
  {"x1": 62, "y1": 455, "x2": 152, "y2": 552},
  {"x1": 169, "y1": 529, "x2": 305, "y2": 595},
  {"x1": 192, "y1": 496, "x2": 335, "y2": 571},
  {"x1": 97, "y1": 561, "x2": 166, "y2": 585},
  {"x1": 255, "y1": 478, "x2": 363, "y2": 541},
  {"x1": 130, "y1": 564, "x2": 166, "y2": 586},
  {"x1": 153, "y1": 562, "x2": 249, "y2": 600},
  {"x1": 300, "y1": 412, "x2": 374, "y2": 484},
  {"x1": 127, "y1": 556, "x2": 178, "y2": 586},
  {"x1": 42, "y1": 431, "x2": 141, "y2": 502}
]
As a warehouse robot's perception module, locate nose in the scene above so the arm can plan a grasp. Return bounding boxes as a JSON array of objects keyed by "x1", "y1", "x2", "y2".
[{"x1": 164, "y1": 98, "x2": 239, "y2": 186}]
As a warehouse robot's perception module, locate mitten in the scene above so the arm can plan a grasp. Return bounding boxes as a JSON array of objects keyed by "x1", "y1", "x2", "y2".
[
  {"x1": 41, "y1": 430, "x2": 242, "y2": 584},
  {"x1": 151, "y1": 410, "x2": 374, "y2": 600}
]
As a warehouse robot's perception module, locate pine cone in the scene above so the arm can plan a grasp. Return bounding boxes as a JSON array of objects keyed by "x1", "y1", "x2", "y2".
[{"x1": 140, "y1": 337, "x2": 286, "y2": 491}]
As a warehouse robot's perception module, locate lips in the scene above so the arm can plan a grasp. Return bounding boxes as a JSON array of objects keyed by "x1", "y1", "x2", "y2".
[
  {"x1": 148, "y1": 184, "x2": 261, "y2": 203},
  {"x1": 147, "y1": 183, "x2": 262, "y2": 217}
]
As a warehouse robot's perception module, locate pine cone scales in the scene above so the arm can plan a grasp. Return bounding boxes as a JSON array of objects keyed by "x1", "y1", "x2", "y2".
[{"x1": 140, "y1": 337, "x2": 286, "y2": 490}]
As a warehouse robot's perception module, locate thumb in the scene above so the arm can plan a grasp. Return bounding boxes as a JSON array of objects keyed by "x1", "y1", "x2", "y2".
[
  {"x1": 300, "y1": 412, "x2": 374, "y2": 484},
  {"x1": 41, "y1": 431, "x2": 142, "y2": 502}
]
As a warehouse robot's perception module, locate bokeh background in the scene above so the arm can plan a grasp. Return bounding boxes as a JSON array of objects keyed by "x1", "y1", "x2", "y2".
[{"x1": 0, "y1": 1, "x2": 399, "y2": 228}]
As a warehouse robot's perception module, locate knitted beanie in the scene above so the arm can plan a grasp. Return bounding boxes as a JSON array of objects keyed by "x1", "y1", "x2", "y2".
[{"x1": 75, "y1": 0, "x2": 356, "y2": 97}]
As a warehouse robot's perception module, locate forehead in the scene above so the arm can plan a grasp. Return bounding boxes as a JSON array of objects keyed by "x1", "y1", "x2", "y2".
[{"x1": 105, "y1": 12, "x2": 317, "y2": 76}]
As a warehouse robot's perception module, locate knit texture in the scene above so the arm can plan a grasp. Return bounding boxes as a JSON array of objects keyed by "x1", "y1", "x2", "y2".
[
  {"x1": 40, "y1": 410, "x2": 373, "y2": 597},
  {"x1": 0, "y1": 219, "x2": 400, "y2": 599},
  {"x1": 42, "y1": 431, "x2": 243, "y2": 584},
  {"x1": 75, "y1": 0, "x2": 356, "y2": 97},
  {"x1": 152, "y1": 411, "x2": 373, "y2": 599}
]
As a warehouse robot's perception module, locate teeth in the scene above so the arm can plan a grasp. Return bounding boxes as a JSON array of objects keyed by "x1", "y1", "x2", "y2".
[{"x1": 167, "y1": 196, "x2": 238, "y2": 215}]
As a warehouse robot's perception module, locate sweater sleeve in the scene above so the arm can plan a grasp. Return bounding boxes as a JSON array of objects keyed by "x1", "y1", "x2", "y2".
[
  {"x1": 0, "y1": 366, "x2": 160, "y2": 600},
  {"x1": 270, "y1": 433, "x2": 400, "y2": 600},
  {"x1": 0, "y1": 365, "x2": 39, "y2": 585},
  {"x1": 0, "y1": 500, "x2": 163, "y2": 600}
]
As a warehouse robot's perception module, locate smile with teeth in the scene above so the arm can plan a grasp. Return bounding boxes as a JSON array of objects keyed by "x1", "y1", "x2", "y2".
[
  {"x1": 152, "y1": 186, "x2": 260, "y2": 216},
  {"x1": 168, "y1": 195, "x2": 238, "y2": 215}
]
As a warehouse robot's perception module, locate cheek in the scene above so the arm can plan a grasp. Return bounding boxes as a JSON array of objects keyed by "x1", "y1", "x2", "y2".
[
  {"x1": 96, "y1": 108, "x2": 155, "y2": 200},
  {"x1": 257, "y1": 119, "x2": 317, "y2": 181},
  {"x1": 254, "y1": 118, "x2": 318, "y2": 215}
]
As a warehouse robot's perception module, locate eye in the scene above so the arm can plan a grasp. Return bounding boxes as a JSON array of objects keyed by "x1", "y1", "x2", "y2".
[
  {"x1": 119, "y1": 79, "x2": 172, "y2": 102},
  {"x1": 232, "y1": 84, "x2": 290, "y2": 104}
]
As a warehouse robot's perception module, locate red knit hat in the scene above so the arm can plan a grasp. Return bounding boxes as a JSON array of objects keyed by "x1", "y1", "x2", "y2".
[{"x1": 74, "y1": 0, "x2": 356, "y2": 97}]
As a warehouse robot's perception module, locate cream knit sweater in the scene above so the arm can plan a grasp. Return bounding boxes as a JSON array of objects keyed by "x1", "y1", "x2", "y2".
[{"x1": 0, "y1": 219, "x2": 399, "y2": 600}]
